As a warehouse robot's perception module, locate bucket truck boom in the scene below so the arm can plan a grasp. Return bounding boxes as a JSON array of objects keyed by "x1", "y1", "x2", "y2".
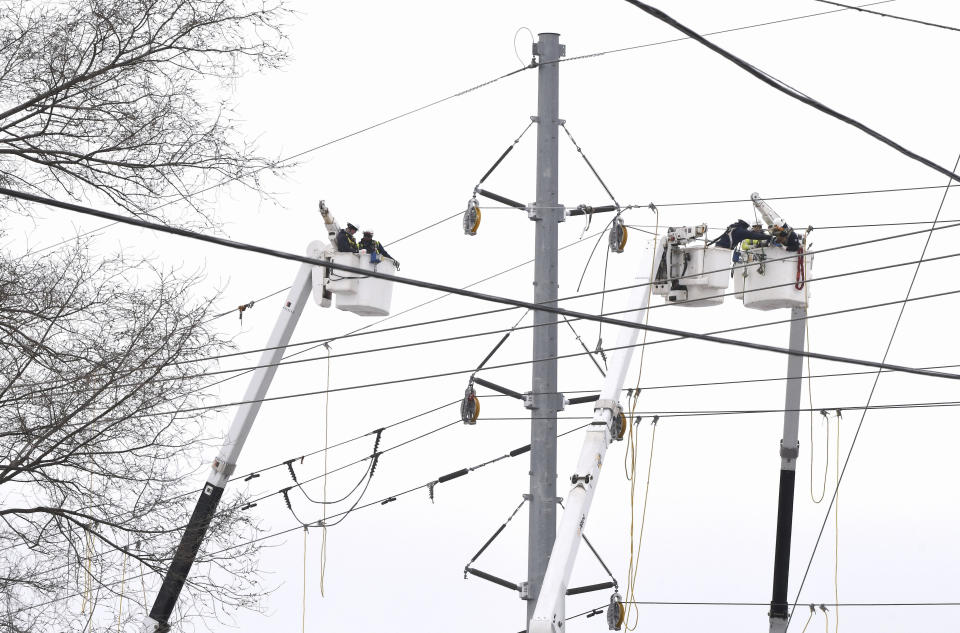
[
  {"x1": 529, "y1": 235, "x2": 666, "y2": 633},
  {"x1": 143, "y1": 202, "x2": 394, "y2": 632}
]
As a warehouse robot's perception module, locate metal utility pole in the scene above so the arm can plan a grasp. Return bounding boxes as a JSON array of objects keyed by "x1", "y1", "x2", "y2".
[
  {"x1": 526, "y1": 32, "x2": 565, "y2": 625},
  {"x1": 769, "y1": 305, "x2": 806, "y2": 633}
]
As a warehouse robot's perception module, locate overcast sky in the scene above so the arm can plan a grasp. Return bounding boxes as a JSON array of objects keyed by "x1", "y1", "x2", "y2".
[{"x1": 14, "y1": 0, "x2": 960, "y2": 631}]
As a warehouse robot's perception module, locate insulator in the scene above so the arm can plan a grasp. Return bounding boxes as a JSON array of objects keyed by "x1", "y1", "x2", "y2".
[
  {"x1": 463, "y1": 198, "x2": 481, "y2": 236},
  {"x1": 608, "y1": 217, "x2": 627, "y2": 253}
]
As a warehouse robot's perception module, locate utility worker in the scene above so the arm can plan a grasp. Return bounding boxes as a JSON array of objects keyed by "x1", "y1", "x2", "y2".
[
  {"x1": 712, "y1": 219, "x2": 770, "y2": 250},
  {"x1": 336, "y1": 222, "x2": 360, "y2": 253},
  {"x1": 359, "y1": 230, "x2": 400, "y2": 270}
]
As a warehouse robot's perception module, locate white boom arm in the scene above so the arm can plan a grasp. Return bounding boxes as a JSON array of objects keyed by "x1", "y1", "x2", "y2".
[
  {"x1": 529, "y1": 236, "x2": 665, "y2": 633},
  {"x1": 750, "y1": 192, "x2": 787, "y2": 231},
  {"x1": 144, "y1": 239, "x2": 332, "y2": 631}
]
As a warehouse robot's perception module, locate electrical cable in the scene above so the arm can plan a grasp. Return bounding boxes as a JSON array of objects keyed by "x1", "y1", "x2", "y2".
[
  {"x1": 787, "y1": 152, "x2": 960, "y2": 629},
  {"x1": 26, "y1": 61, "x2": 535, "y2": 253},
  {"x1": 619, "y1": 0, "x2": 960, "y2": 186},
  {"x1": 814, "y1": 0, "x2": 960, "y2": 33},
  {"x1": 10, "y1": 421, "x2": 596, "y2": 616},
  {"x1": 476, "y1": 400, "x2": 960, "y2": 420},
  {"x1": 8, "y1": 281, "x2": 959, "y2": 420},
  {"x1": 9, "y1": 187, "x2": 956, "y2": 381},
  {"x1": 561, "y1": 1, "x2": 895, "y2": 64},
  {"x1": 10, "y1": 215, "x2": 954, "y2": 401}
]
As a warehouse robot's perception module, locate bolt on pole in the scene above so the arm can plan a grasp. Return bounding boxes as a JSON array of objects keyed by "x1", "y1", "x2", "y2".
[{"x1": 527, "y1": 31, "x2": 565, "y2": 626}]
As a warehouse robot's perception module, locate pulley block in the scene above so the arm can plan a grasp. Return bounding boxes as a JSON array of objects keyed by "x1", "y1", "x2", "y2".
[
  {"x1": 461, "y1": 383, "x2": 480, "y2": 425},
  {"x1": 463, "y1": 197, "x2": 481, "y2": 236},
  {"x1": 609, "y1": 217, "x2": 627, "y2": 253},
  {"x1": 607, "y1": 592, "x2": 625, "y2": 631}
]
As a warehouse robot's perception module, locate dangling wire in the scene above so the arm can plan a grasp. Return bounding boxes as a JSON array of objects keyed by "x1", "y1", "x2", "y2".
[{"x1": 595, "y1": 245, "x2": 612, "y2": 369}]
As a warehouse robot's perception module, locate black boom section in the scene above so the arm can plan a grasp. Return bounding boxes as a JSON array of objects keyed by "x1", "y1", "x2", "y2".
[{"x1": 149, "y1": 483, "x2": 225, "y2": 627}]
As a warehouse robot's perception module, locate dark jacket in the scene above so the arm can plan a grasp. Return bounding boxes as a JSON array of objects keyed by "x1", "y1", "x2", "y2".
[
  {"x1": 359, "y1": 236, "x2": 392, "y2": 261},
  {"x1": 336, "y1": 229, "x2": 359, "y2": 253},
  {"x1": 715, "y1": 221, "x2": 770, "y2": 250}
]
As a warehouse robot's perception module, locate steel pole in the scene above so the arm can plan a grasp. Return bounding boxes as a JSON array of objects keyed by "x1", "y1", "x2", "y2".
[
  {"x1": 769, "y1": 305, "x2": 807, "y2": 632},
  {"x1": 527, "y1": 32, "x2": 565, "y2": 626}
]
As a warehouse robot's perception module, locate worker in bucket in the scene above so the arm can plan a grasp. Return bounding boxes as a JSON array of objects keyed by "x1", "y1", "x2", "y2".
[
  {"x1": 336, "y1": 222, "x2": 360, "y2": 253},
  {"x1": 359, "y1": 230, "x2": 400, "y2": 270},
  {"x1": 711, "y1": 219, "x2": 770, "y2": 250}
]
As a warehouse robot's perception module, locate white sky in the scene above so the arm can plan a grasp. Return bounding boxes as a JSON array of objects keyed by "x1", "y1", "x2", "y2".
[{"x1": 12, "y1": 0, "x2": 960, "y2": 631}]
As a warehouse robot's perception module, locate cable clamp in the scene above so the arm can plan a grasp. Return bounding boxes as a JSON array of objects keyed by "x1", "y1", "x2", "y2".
[
  {"x1": 518, "y1": 581, "x2": 530, "y2": 600},
  {"x1": 779, "y1": 440, "x2": 799, "y2": 460},
  {"x1": 211, "y1": 457, "x2": 236, "y2": 479},
  {"x1": 237, "y1": 301, "x2": 255, "y2": 322},
  {"x1": 571, "y1": 473, "x2": 593, "y2": 485}
]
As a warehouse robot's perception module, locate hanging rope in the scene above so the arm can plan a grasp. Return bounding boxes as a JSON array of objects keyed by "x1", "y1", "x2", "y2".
[
  {"x1": 302, "y1": 526, "x2": 309, "y2": 632},
  {"x1": 321, "y1": 345, "x2": 331, "y2": 597},
  {"x1": 799, "y1": 604, "x2": 816, "y2": 633},
  {"x1": 623, "y1": 205, "x2": 660, "y2": 631},
  {"x1": 624, "y1": 416, "x2": 659, "y2": 631},
  {"x1": 116, "y1": 547, "x2": 128, "y2": 632},
  {"x1": 834, "y1": 413, "x2": 841, "y2": 633}
]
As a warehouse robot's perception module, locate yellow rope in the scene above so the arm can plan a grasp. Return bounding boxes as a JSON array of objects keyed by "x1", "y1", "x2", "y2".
[
  {"x1": 117, "y1": 549, "x2": 128, "y2": 632},
  {"x1": 806, "y1": 283, "x2": 828, "y2": 505},
  {"x1": 834, "y1": 416, "x2": 841, "y2": 633},
  {"x1": 81, "y1": 525, "x2": 93, "y2": 613},
  {"x1": 320, "y1": 347, "x2": 331, "y2": 597},
  {"x1": 302, "y1": 527, "x2": 309, "y2": 632},
  {"x1": 623, "y1": 207, "x2": 659, "y2": 631},
  {"x1": 799, "y1": 605, "x2": 815, "y2": 633}
]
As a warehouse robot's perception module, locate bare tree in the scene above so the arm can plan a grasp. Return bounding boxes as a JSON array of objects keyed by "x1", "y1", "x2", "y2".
[
  {"x1": 0, "y1": 0, "x2": 290, "y2": 223},
  {"x1": 0, "y1": 241, "x2": 263, "y2": 632}
]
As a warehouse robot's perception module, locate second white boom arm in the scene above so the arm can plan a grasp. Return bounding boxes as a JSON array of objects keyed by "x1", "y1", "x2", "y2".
[{"x1": 529, "y1": 236, "x2": 665, "y2": 633}]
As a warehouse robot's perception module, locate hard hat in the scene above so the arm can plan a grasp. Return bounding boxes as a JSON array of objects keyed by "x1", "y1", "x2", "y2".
[
  {"x1": 346, "y1": 223, "x2": 359, "y2": 231},
  {"x1": 363, "y1": 230, "x2": 374, "y2": 237}
]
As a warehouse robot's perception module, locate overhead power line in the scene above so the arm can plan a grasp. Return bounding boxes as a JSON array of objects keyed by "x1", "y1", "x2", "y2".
[
  {"x1": 11, "y1": 420, "x2": 595, "y2": 615},
  {"x1": 619, "y1": 0, "x2": 960, "y2": 185},
  {"x1": 814, "y1": 0, "x2": 960, "y2": 33},
  {"x1": 7, "y1": 280, "x2": 959, "y2": 407},
  {"x1": 789, "y1": 153, "x2": 960, "y2": 626},
  {"x1": 4, "y1": 185, "x2": 957, "y2": 382},
  {"x1": 563, "y1": 1, "x2": 896, "y2": 64}
]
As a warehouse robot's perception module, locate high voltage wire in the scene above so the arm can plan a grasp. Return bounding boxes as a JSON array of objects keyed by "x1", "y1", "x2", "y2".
[
  {"x1": 476, "y1": 400, "x2": 960, "y2": 420},
  {"x1": 7, "y1": 280, "x2": 959, "y2": 408},
  {"x1": 9, "y1": 281, "x2": 959, "y2": 416},
  {"x1": 26, "y1": 62, "x2": 535, "y2": 253},
  {"x1": 620, "y1": 0, "x2": 960, "y2": 185},
  {"x1": 10, "y1": 190, "x2": 957, "y2": 381},
  {"x1": 788, "y1": 155, "x2": 960, "y2": 628},
  {"x1": 561, "y1": 1, "x2": 896, "y2": 64},
  {"x1": 10, "y1": 420, "x2": 596, "y2": 615},
  {"x1": 814, "y1": 0, "x2": 960, "y2": 33}
]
